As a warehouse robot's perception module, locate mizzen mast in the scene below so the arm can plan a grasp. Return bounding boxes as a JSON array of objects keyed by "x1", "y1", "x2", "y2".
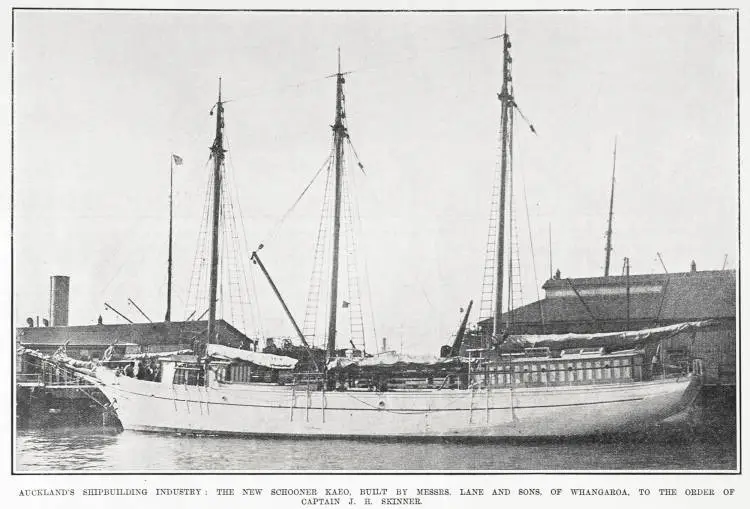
[
  {"x1": 492, "y1": 29, "x2": 514, "y2": 342},
  {"x1": 207, "y1": 78, "x2": 225, "y2": 346},
  {"x1": 327, "y1": 50, "x2": 347, "y2": 358},
  {"x1": 603, "y1": 137, "x2": 617, "y2": 277}
]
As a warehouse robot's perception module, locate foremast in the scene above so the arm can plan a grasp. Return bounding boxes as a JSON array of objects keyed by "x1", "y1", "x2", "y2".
[
  {"x1": 327, "y1": 50, "x2": 347, "y2": 359},
  {"x1": 207, "y1": 79, "x2": 225, "y2": 347}
]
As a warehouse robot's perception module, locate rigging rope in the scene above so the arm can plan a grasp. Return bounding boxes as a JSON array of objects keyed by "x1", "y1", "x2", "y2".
[
  {"x1": 507, "y1": 97, "x2": 518, "y2": 322},
  {"x1": 222, "y1": 133, "x2": 265, "y2": 338},
  {"x1": 512, "y1": 102, "x2": 537, "y2": 135},
  {"x1": 260, "y1": 151, "x2": 335, "y2": 246},
  {"x1": 208, "y1": 34, "x2": 499, "y2": 108},
  {"x1": 185, "y1": 156, "x2": 215, "y2": 320},
  {"x1": 344, "y1": 142, "x2": 378, "y2": 352},
  {"x1": 302, "y1": 143, "x2": 337, "y2": 347},
  {"x1": 345, "y1": 137, "x2": 367, "y2": 175},
  {"x1": 521, "y1": 162, "x2": 545, "y2": 332},
  {"x1": 223, "y1": 134, "x2": 265, "y2": 339},
  {"x1": 343, "y1": 35, "x2": 495, "y2": 78}
]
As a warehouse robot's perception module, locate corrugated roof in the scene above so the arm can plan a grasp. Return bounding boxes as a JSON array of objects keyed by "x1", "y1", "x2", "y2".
[{"x1": 502, "y1": 269, "x2": 735, "y2": 325}]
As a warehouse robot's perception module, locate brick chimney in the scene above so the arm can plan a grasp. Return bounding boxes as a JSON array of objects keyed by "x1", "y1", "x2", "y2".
[{"x1": 49, "y1": 275, "x2": 70, "y2": 326}]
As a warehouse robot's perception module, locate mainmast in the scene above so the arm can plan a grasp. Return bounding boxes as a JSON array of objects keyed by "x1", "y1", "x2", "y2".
[
  {"x1": 327, "y1": 50, "x2": 347, "y2": 358},
  {"x1": 493, "y1": 29, "x2": 513, "y2": 341},
  {"x1": 207, "y1": 79, "x2": 225, "y2": 346},
  {"x1": 604, "y1": 137, "x2": 617, "y2": 277}
]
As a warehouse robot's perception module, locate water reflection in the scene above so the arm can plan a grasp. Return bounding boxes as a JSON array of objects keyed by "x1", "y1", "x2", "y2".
[{"x1": 16, "y1": 424, "x2": 736, "y2": 472}]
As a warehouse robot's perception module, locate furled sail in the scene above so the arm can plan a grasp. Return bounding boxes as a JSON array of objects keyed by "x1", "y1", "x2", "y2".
[
  {"x1": 125, "y1": 349, "x2": 194, "y2": 360},
  {"x1": 359, "y1": 352, "x2": 460, "y2": 367},
  {"x1": 206, "y1": 343, "x2": 298, "y2": 370},
  {"x1": 18, "y1": 345, "x2": 100, "y2": 380},
  {"x1": 327, "y1": 351, "x2": 463, "y2": 370},
  {"x1": 502, "y1": 320, "x2": 717, "y2": 351}
]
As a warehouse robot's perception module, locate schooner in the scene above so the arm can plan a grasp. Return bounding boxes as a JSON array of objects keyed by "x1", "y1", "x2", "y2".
[{"x1": 89, "y1": 35, "x2": 710, "y2": 439}]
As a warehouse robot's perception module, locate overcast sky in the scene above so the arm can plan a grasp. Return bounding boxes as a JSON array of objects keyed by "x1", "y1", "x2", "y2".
[{"x1": 13, "y1": 9, "x2": 737, "y2": 354}]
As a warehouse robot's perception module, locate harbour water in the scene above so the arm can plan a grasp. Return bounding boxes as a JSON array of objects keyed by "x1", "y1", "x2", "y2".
[{"x1": 16, "y1": 422, "x2": 736, "y2": 472}]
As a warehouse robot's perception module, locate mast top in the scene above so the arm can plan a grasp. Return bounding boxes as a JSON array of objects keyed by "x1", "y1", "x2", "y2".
[
  {"x1": 211, "y1": 77, "x2": 225, "y2": 156},
  {"x1": 211, "y1": 77, "x2": 224, "y2": 113},
  {"x1": 326, "y1": 48, "x2": 350, "y2": 81}
]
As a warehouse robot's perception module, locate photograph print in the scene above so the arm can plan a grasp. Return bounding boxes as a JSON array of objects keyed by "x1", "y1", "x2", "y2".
[{"x1": 12, "y1": 8, "x2": 738, "y2": 472}]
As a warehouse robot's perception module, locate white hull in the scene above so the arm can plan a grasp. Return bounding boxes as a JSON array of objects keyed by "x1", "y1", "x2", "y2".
[{"x1": 95, "y1": 370, "x2": 700, "y2": 438}]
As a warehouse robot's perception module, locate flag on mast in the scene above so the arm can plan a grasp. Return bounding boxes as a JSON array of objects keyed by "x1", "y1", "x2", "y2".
[{"x1": 172, "y1": 154, "x2": 183, "y2": 165}]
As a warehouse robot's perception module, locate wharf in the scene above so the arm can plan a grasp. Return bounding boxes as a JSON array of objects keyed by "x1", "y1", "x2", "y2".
[{"x1": 16, "y1": 353, "x2": 118, "y2": 429}]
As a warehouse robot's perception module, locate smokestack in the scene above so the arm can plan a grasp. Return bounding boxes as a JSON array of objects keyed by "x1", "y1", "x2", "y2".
[
  {"x1": 49, "y1": 275, "x2": 70, "y2": 326},
  {"x1": 382, "y1": 337, "x2": 387, "y2": 353}
]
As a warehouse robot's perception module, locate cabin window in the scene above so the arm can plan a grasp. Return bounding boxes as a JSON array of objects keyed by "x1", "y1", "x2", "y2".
[
  {"x1": 623, "y1": 358, "x2": 632, "y2": 379},
  {"x1": 634, "y1": 359, "x2": 643, "y2": 380},
  {"x1": 613, "y1": 359, "x2": 621, "y2": 379},
  {"x1": 229, "y1": 363, "x2": 278, "y2": 384},
  {"x1": 173, "y1": 365, "x2": 204, "y2": 386},
  {"x1": 208, "y1": 364, "x2": 228, "y2": 383}
]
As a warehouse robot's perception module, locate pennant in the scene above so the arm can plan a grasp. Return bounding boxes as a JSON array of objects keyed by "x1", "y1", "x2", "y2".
[
  {"x1": 342, "y1": 301, "x2": 350, "y2": 308},
  {"x1": 172, "y1": 154, "x2": 184, "y2": 166}
]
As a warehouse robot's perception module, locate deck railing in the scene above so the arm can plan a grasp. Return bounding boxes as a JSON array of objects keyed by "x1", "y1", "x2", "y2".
[{"x1": 16, "y1": 373, "x2": 42, "y2": 385}]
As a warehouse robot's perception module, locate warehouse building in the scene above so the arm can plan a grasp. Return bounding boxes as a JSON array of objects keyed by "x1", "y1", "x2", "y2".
[
  {"x1": 476, "y1": 268, "x2": 736, "y2": 387},
  {"x1": 16, "y1": 319, "x2": 254, "y2": 361}
]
